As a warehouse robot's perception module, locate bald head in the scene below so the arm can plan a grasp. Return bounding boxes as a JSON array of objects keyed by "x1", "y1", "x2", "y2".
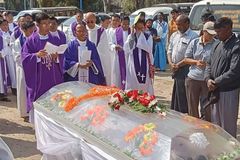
[
  {"x1": 176, "y1": 14, "x2": 190, "y2": 33},
  {"x1": 85, "y1": 12, "x2": 96, "y2": 29},
  {"x1": 85, "y1": 12, "x2": 96, "y2": 20}
]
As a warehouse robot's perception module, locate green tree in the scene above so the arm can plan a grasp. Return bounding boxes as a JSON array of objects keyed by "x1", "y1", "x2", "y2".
[{"x1": 122, "y1": 0, "x2": 135, "y2": 13}]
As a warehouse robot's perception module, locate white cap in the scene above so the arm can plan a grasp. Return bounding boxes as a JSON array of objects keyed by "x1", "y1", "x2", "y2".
[{"x1": 203, "y1": 21, "x2": 216, "y2": 35}]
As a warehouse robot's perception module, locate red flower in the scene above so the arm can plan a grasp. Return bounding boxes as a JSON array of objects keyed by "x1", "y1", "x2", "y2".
[
  {"x1": 132, "y1": 90, "x2": 138, "y2": 99},
  {"x1": 113, "y1": 93, "x2": 123, "y2": 103},
  {"x1": 142, "y1": 92, "x2": 148, "y2": 97},
  {"x1": 127, "y1": 90, "x2": 133, "y2": 98},
  {"x1": 149, "y1": 95, "x2": 156, "y2": 101},
  {"x1": 114, "y1": 104, "x2": 120, "y2": 110}
]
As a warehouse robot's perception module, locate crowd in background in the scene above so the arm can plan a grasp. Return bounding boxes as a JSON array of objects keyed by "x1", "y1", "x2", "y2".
[{"x1": 0, "y1": 8, "x2": 240, "y2": 138}]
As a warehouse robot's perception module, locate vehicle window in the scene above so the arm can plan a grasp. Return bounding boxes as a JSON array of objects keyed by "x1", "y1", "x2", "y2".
[{"x1": 190, "y1": 5, "x2": 240, "y2": 32}]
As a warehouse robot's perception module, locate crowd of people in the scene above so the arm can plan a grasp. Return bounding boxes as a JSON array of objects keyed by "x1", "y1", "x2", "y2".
[{"x1": 0, "y1": 9, "x2": 239, "y2": 138}]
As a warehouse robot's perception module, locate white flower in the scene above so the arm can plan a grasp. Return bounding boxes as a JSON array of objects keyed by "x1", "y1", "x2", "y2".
[
  {"x1": 189, "y1": 132, "x2": 209, "y2": 149},
  {"x1": 149, "y1": 99, "x2": 158, "y2": 107},
  {"x1": 159, "y1": 112, "x2": 166, "y2": 116},
  {"x1": 129, "y1": 97, "x2": 134, "y2": 102},
  {"x1": 109, "y1": 96, "x2": 119, "y2": 104}
]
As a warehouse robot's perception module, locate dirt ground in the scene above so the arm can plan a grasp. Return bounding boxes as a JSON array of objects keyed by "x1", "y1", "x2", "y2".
[{"x1": 0, "y1": 69, "x2": 240, "y2": 159}]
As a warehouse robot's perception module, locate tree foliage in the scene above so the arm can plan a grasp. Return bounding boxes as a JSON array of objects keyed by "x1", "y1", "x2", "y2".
[{"x1": 37, "y1": 0, "x2": 104, "y2": 12}]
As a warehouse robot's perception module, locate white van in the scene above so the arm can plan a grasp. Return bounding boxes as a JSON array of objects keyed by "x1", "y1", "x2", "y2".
[
  {"x1": 14, "y1": 9, "x2": 42, "y2": 22},
  {"x1": 129, "y1": 7, "x2": 172, "y2": 25},
  {"x1": 189, "y1": 0, "x2": 240, "y2": 34}
]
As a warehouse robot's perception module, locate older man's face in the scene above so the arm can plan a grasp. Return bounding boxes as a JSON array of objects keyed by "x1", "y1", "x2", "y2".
[
  {"x1": 176, "y1": 19, "x2": 189, "y2": 34},
  {"x1": 215, "y1": 26, "x2": 231, "y2": 41},
  {"x1": 85, "y1": 15, "x2": 96, "y2": 29}
]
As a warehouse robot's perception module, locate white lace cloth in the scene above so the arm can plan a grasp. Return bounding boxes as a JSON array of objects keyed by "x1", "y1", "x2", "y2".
[{"x1": 34, "y1": 109, "x2": 116, "y2": 160}]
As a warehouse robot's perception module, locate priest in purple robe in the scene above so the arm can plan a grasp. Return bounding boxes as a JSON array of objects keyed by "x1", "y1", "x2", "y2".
[
  {"x1": 49, "y1": 16, "x2": 66, "y2": 45},
  {"x1": 110, "y1": 16, "x2": 131, "y2": 89},
  {"x1": 11, "y1": 13, "x2": 32, "y2": 43},
  {"x1": 21, "y1": 13, "x2": 64, "y2": 122},
  {"x1": 0, "y1": 32, "x2": 10, "y2": 102},
  {"x1": 64, "y1": 23, "x2": 105, "y2": 85}
]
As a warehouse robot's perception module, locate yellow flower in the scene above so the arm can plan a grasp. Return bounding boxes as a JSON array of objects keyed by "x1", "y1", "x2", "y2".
[
  {"x1": 143, "y1": 132, "x2": 152, "y2": 142},
  {"x1": 144, "y1": 123, "x2": 156, "y2": 132}
]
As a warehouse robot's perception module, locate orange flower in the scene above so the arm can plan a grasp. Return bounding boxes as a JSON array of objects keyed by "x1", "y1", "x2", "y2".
[
  {"x1": 64, "y1": 97, "x2": 78, "y2": 112},
  {"x1": 124, "y1": 131, "x2": 136, "y2": 142},
  {"x1": 150, "y1": 132, "x2": 158, "y2": 145},
  {"x1": 64, "y1": 86, "x2": 120, "y2": 112},
  {"x1": 132, "y1": 125, "x2": 144, "y2": 135},
  {"x1": 139, "y1": 142, "x2": 153, "y2": 156}
]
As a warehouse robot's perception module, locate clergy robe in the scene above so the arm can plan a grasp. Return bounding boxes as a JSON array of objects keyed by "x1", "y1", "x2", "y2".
[
  {"x1": 22, "y1": 32, "x2": 64, "y2": 113},
  {"x1": 50, "y1": 30, "x2": 67, "y2": 45},
  {"x1": 9, "y1": 22, "x2": 18, "y2": 32},
  {"x1": 109, "y1": 27, "x2": 131, "y2": 89},
  {"x1": 1, "y1": 30, "x2": 17, "y2": 89},
  {"x1": 10, "y1": 26, "x2": 22, "y2": 43},
  {"x1": 64, "y1": 39, "x2": 105, "y2": 85},
  {"x1": 0, "y1": 33, "x2": 7, "y2": 95},
  {"x1": 13, "y1": 34, "x2": 28, "y2": 117},
  {"x1": 124, "y1": 32, "x2": 154, "y2": 95},
  {"x1": 87, "y1": 25, "x2": 112, "y2": 85}
]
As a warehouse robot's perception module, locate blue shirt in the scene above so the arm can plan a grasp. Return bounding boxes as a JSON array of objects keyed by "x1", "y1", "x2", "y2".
[
  {"x1": 185, "y1": 37, "x2": 217, "y2": 81},
  {"x1": 168, "y1": 28, "x2": 198, "y2": 64}
]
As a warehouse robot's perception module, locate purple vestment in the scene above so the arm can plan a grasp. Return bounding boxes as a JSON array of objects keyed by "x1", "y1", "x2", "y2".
[
  {"x1": 0, "y1": 33, "x2": 7, "y2": 94},
  {"x1": 13, "y1": 26, "x2": 22, "y2": 40},
  {"x1": 115, "y1": 27, "x2": 130, "y2": 89},
  {"x1": 64, "y1": 39, "x2": 105, "y2": 85},
  {"x1": 21, "y1": 32, "x2": 64, "y2": 112}
]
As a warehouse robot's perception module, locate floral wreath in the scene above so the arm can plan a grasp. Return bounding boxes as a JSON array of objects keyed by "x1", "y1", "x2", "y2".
[{"x1": 109, "y1": 90, "x2": 167, "y2": 115}]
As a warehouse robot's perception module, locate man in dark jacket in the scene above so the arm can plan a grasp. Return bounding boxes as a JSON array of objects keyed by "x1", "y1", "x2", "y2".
[{"x1": 205, "y1": 17, "x2": 240, "y2": 137}]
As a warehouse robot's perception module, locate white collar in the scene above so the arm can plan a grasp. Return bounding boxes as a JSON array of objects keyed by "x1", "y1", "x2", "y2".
[
  {"x1": 77, "y1": 39, "x2": 87, "y2": 46},
  {"x1": 87, "y1": 24, "x2": 100, "y2": 31},
  {"x1": 39, "y1": 33, "x2": 49, "y2": 40},
  {"x1": 50, "y1": 31, "x2": 59, "y2": 37}
]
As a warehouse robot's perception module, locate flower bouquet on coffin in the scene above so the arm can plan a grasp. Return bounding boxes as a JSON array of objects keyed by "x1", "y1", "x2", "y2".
[
  {"x1": 124, "y1": 123, "x2": 159, "y2": 157},
  {"x1": 109, "y1": 90, "x2": 167, "y2": 115},
  {"x1": 80, "y1": 105, "x2": 109, "y2": 127},
  {"x1": 50, "y1": 90, "x2": 74, "y2": 108}
]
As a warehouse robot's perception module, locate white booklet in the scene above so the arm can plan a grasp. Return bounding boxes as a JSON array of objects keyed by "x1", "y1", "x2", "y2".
[{"x1": 44, "y1": 42, "x2": 68, "y2": 54}]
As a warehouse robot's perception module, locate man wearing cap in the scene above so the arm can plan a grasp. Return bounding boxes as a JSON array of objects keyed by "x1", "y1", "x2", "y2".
[
  {"x1": 205, "y1": 17, "x2": 240, "y2": 137},
  {"x1": 183, "y1": 21, "x2": 217, "y2": 121}
]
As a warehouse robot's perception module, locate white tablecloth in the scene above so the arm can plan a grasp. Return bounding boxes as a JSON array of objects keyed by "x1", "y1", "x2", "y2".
[{"x1": 34, "y1": 109, "x2": 116, "y2": 160}]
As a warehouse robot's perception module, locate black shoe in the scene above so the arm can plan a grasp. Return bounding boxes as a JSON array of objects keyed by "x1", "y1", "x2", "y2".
[
  {"x1": 0, "y1": 97, "x2": 11, "y2": 102},
  {"x1": 23, "y1": 116, "x2": 29, "y2": 122},
  {"x1": 11, "y1": 88, "x2": 17, "y2": 96}
]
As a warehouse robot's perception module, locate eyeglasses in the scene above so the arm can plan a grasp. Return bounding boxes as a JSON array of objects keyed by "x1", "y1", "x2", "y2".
[{"x1": 86, "y1": 20, "x2": 94, "y2": 24}]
